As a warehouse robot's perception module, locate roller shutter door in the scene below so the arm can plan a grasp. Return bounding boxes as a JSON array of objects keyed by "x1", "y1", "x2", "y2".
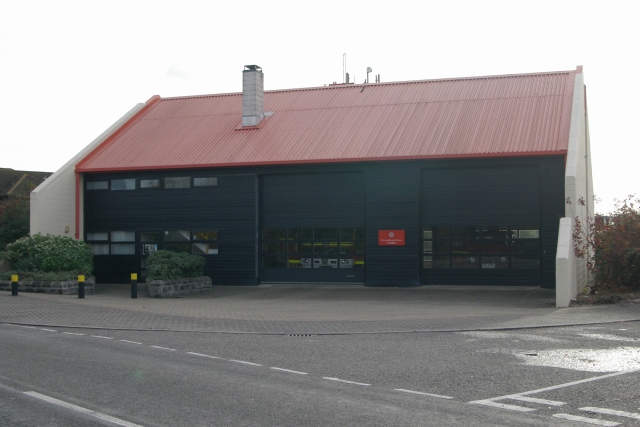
[{"x1": 261, "y1": 171, "x2": 365, "y2": 283}]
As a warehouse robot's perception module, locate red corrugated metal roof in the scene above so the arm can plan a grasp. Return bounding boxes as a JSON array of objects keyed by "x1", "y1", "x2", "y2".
[{"x1": 76, "y1": 69, "x2": 576, "y2": 172}]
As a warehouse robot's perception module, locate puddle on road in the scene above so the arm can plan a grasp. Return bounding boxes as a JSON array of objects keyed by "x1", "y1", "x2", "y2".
[
  {"x1": 577, "y1": 333, "x2": 640, "y2": 342},
  {"x1": 459, "y1": 331, "x2": 562, "y2": 343},
  {"x1": 515, "y1": 347, "x2": 640, "y2": 372}
]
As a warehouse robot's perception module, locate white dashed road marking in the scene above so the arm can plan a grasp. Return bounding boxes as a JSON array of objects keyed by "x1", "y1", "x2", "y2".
[
  {"x1": 469, "y1": 399, "x2": 535, "y2": 412},
  {"x1": 149, "y1": 345, "x2": 175, "y2": 351},
  {"x1": 552, "y1": 413, "x2": 620, "y2": 426},
  {"x1": 90, "y1": 335, "x2": 113, "y2": 340},
  {"x1": 40, "y1": 328, "x2": 57, "y2": 332},
  {"x1": 270, "y1": 367, "x2": 308, "y2": 375},
  {"x1": 473, "y1": 366, "x2": 640, "y2": 411},
  {"x1": 471, "y1": 368, "x2": 640, "y2": 416},
  {"x1": 24, "y1": 391, "x2": 145, "y2": 427},
  {"x1": 187, "y1": 352, "x2": 223, "y2": 360},
  {"x1": 62, "y1": 332, "x2": 85, "y2": 336},
  {"x1": 580, "y1": 407, "x2": 640, "y2": 420},
  {"x1": 323, "y1": 377, "x2": 370, "y2": 387},
  {"x1": 229, "y1": 359, "x2": 261, "y2": 366},
  {"x1": 394, "y1": 389, "x2": 453, "y2": 399},
  {"x1": 516, "y1": 367, "x2": 640, "y2": 395},
  {"x1": 507, "y1": 395, "x2": 565, "y2": 406},
  {"x1": 119, "y1": 340, "x2": 142, "y2": 345}
]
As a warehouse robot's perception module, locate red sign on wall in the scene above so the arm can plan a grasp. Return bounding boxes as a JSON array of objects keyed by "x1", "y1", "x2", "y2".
[{"x1": 378, "y1": 230, "x2": 405, "y2": 246}]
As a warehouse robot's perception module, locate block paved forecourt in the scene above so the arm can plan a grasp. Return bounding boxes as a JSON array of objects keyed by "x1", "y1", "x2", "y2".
[{"x1": 1, "y1": 284, "x2": 638, "y2": 335}]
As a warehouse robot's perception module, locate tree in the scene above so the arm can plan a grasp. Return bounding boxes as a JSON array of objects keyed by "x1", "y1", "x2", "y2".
[
  {"x1": 572, "y1": 195, "x2": 640, "y2": 291},
  {"x1": 0, "y1": 195, "x2": 30, "y2": 249}
]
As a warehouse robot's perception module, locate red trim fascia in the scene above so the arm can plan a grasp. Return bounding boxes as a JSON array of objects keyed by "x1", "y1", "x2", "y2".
[
  {"x1": 76, "y1": 150, "x2": 568, "y2": 173},
  {"x1": 75, "y1": 95, "x2": 162, "y2": 171},
  {"x1": 75, "y1": 172, "x2": 80, "y2": 240}
]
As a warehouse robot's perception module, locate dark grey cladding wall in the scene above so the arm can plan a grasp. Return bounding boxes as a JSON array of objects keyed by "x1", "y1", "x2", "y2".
[
  {"x1": 83, "y1": 156, "x2": 565, "y2": 287},
  {"x1": 365, "y1": 162, "x2": 421, "y2": 287},
  {"x1": 84, "y1": 169, "x2": 257, "y2": 285},
  {"x1": 422, "y1": 165, "x2": 540, "y2": 226},
  {"x1": 261, "y1": 171, "x2": 365, "y2": 228}
]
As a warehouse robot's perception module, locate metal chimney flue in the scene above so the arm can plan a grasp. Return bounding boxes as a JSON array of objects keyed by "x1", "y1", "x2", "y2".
[{"x1": 242, "y1": 65, "x2": 264, "y2": 127}]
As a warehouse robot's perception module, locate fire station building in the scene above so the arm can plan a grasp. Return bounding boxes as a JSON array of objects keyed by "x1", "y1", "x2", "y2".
[{"x1": 30, "y1": 66, "x2": 593, "y2": 304}]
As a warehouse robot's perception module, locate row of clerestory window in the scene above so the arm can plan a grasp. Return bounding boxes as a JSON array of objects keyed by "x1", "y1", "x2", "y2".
[
  {"x1": 85, "y1": 230, "x2": 219, "y2": 256},
  {"x1": 86, "y1": 177, "x2": 217, "y2": 191}
]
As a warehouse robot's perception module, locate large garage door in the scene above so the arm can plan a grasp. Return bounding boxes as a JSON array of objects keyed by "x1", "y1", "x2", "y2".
[
  {"x1": 261, "y1": 171, "x2": 365, "y2": 283},
  {"x1": 421, "y1": 165, "x2": 542, "y2": 285}
]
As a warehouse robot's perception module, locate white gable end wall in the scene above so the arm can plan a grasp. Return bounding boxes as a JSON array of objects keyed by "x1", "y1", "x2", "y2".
[
  {"x1": 556, "y1": 70, "x2": 593, "y2": 307},
  {"x1": 30, "y1": 103, "x2": 147, "y2": 239}
]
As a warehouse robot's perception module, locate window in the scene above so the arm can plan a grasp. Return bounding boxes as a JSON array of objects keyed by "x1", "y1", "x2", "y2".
[
  {"x1": 192, "y1": 230, "x2": 218, "y2": 255},
  {"x1": 165, "y1": 177, "x2": 190, "y2": 189},
  {"x1": 480, "y1": 226, "x2": 509, "y2": 269},
  {"x1": 423, "y1": 226, "x2": 454, "y2": 268},
  {"x1": 87, "y1": 232, "x2": 108, "y2": 240},
  {"x1": 140, "y1": 179, "x2": 160, "y2": 189},
  {"x1": 86, "y1": 181, "x2": 108, "y2": 190},
  {"x1": 194, "y1": 177, "x2": 217, "y2": 187},
  {"x1": 89, "y1": 244, "x2": 110, "y2": 255},
  {"x1": 511, "y1": 227, "x2": 540, "y2": 269},
  {"x1": 111, "y1": 179, "x2": 135, "y2": 191},
  {"x1": 423, "y1": 226, "x2": 539, "y2": 270},
  {"x1": 262, "y1": 228, "x2": 364, "y2": 269},
  {"x1": 111, "y1": 231, "x2": 135, "y2": 242},
  {"x1": 86, "y1": 232, "x2": 109, "y2": 255},
  {"x1": 111, "y1": 231, "x2": 135, "y2": 255},
  {"x1": 164, "y1": 230, "x2": 190, "y2": 241},
  {"x1": 141, "y1": 232, "x2": 160, "y2": 242},
  {"x1": 87, "y1": 231, "x2": 137, "y2": 255},
  {"x1": 164, "y1": 243, "x2": 191, "y2": 253},
  {"x1": 86, "y1": 229, "x2": 221, "y2": 257},
  {"x1": 140, "y1": 232, "x2": 159, "y2": 255},
  {"x1": 141, "y1": 243, "x2": 158, "y2": 255},
  {"x1": 338, "y1": 228, "x2": 365, "y2": 268},
  {"x1": 164, "y1": 230, "x2": 190, "y2": 253}
]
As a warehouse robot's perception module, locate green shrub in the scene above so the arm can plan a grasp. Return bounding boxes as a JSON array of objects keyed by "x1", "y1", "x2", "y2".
[
  {"x1": 13, "y1": 257, "x2": 38, "y2": 272},
  {"x1": 147, "y1": 250, "x2": 205, "y2": 281},
  {"x1": 4, "y1": 234, "x2": 93, "y2": 274}
]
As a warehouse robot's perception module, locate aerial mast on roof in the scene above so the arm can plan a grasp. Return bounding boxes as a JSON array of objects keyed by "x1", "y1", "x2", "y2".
[
  {"x1": 341, "y1": 53, "x2": 352, "y2": 84},
  {"x1": 343, "y1": 53, "x2": 346, "y2": 84}
]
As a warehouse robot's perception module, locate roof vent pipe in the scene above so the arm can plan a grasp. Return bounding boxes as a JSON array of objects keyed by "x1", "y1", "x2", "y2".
[{"x1": 242, "y1": 65, "x2": 264, "y2": 127}]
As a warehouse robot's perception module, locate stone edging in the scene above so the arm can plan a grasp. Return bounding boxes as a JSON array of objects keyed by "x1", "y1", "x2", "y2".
[
  {"x1": 0, "y1": 277, "x2": 96, "y2": 295},
  {"x1": 146, "y1": 276, "x2": 212, "y2": 298}
]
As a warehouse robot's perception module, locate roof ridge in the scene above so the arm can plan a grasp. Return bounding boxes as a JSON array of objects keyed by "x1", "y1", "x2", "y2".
[{"x1": 159, "y1": 69, "x2": 575, "y2": 101}]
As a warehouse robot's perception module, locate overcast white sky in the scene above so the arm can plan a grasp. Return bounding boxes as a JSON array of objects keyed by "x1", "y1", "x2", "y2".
[{"x1": 1, "y1": 0, "x2": 637, "y2": 214}]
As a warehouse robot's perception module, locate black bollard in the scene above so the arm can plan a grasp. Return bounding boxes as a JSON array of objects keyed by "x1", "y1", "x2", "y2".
[
  {"x1": 78, "y1": 275, "x2": 85, "y2": 299},
  {"x1": 131, "y1": 273, "x2": 138, "y2": 299},
  {"x1": 11, "y1": 275, "x2": 18, "y2": 296}
]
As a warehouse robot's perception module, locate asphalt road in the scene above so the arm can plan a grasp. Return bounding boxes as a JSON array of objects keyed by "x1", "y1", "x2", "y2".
[{"x1": 1, "y1": 321, "x2": 639, "y2": 426}]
